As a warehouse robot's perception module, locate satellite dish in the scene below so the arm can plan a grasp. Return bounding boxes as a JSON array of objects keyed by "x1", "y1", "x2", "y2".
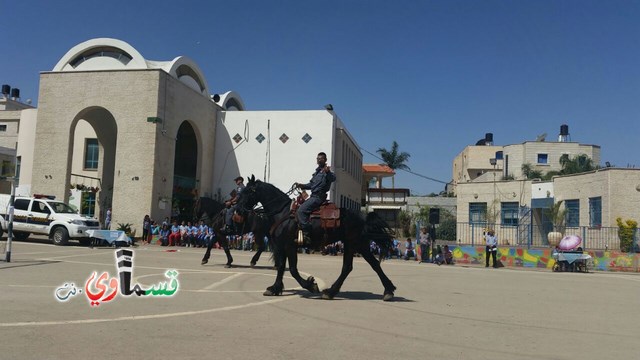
[{"x1": 535, "y1": 133, "x2": 547, "y2": 142}]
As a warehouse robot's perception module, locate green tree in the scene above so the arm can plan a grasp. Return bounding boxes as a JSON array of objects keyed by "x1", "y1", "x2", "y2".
[
  {"x1": 559, "y1": 154, "x2": 597, "y2": 175},
  {"x1": 397, "y1": 210, "x2": 413, "y2": 237},
  {"x1": 521, "y1": 163, "x2": 543, "y2": 180},
  {"x1": 376, "y1": 141, "x2": 410, "y2": 188},
  {"x1": 616, "y1": 217, "x2": 638, "y2": 253},
  {"x1": 544, "y1": 200, "x2": 567, "y2": 233},
  {"x1": 542, "y1": 170, "x2": 561, "y2": 181},
  {"x1": 436, "y1": 217, "x2": 456, "y2": 241},
  {"x1": 412, "y1": 205, "x2": 430, "y2": 235}
]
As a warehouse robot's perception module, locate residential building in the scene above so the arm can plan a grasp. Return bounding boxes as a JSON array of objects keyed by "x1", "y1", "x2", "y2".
[
  {"x1": 455, "y1": 168, "x2": 640, "y2": 249},
  {"x1": 452, "y1": 126, "x2": 600, "y2": 194}
]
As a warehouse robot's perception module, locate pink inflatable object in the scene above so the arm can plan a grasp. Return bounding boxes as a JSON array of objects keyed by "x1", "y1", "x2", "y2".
[{"x1": 558, "y1": 235, "x2": 582, "y2": 250}]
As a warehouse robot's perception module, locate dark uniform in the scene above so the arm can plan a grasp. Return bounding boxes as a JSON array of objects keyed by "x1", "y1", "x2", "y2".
[{"x1": 297, "y1": 165, "x2": 335, "y2": 237}]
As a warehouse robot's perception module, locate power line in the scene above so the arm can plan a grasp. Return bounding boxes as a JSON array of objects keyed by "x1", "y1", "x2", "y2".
[{"x1": 360, "y1": 148, "x2": 449, "y2": 185}]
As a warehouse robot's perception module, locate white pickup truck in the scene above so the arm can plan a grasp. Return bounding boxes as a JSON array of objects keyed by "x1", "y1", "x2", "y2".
[{"x1": 0, "y1": 194, "x2": 101, "y2": 245}]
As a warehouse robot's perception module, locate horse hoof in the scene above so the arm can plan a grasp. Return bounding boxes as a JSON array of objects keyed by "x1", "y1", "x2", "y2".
[
  {"x1": 250, "y1": 262, "x2": 256, "y2": 267},
  {"x1": 201, "y1": 260, "x2": 208, "y2": 265},
  {"x1": 383, "y1": 292, "x2": 394, "y2": 302},
  {"x1": 263, "y1": 287, "x2": 282, "y2": 296},
  {"x1": 321, "y1": 292, "x2": 334, "y2": 300},
  {"x1": 311, "y1": 283, "x2": 320, "y2": 293},
  {"x1": 321, "y1": 289, "x2": 334, "y2": 300},
  {"x1": 224, "y1": 263, "x2": 233, "y2": 268}
]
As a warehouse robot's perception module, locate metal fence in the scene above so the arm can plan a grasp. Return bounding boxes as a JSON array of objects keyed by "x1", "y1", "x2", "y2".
[{"x1": 455, "y1": 222, "x2": 633, "y2": 251}]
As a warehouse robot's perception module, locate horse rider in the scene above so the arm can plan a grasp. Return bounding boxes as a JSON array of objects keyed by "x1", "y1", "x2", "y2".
[
  {"x1": 221, "y1": 176, "x2": 245, "y2": 234},
  {"x1": 295, "y1": 152, "x2": 336, "y2": 245}
]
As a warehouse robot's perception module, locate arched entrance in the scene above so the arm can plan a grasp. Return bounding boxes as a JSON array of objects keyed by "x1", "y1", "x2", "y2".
[
  {"x1": 68, "y1": 107, "x2": 117, "y2": 226},
  {"x1": 172, "y1": 121, "x2": 199, "y2": 221}
]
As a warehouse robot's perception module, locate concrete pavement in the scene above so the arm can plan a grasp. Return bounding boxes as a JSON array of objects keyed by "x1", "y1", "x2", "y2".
[{"x1": 1, "y1": 240, "x2": 638, "y2": 360}]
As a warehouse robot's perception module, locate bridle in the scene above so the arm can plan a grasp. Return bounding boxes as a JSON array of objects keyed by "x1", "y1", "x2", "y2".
[{"x1": 237, "y1": 183, "x2": 297, "y2": 218}]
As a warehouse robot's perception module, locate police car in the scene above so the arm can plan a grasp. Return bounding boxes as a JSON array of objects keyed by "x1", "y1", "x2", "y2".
[{"x1": 0, "y1": 194, "x2": 101, "y2": 245}]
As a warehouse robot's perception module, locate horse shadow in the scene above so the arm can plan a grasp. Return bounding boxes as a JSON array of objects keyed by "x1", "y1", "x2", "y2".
[
  {"x1": 203, "y1": 263, "x2": 281, "y2": 271},
  {"x1": 288, "y1": 289, "x2": 414, "y2": 302}
]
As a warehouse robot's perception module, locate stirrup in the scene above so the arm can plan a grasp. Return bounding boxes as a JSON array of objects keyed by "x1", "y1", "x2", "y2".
[
  {"x1": 297, "y1": 230, "x2": 312, "y2": 246},
  {"x1": 297, "y1": 230, "x2": 304, "y2": 246}
]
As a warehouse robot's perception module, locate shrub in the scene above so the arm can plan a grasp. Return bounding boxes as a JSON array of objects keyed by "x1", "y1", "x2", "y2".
[
  {"x1": 616, "y1": 217, "x2": 637, "y2": 253},
  {"x1": 117, "y1": 223, "x2": 132, "y2": 234},
  {"x1": 436, "y1": 218, "x2": 456, "y2": 241}
]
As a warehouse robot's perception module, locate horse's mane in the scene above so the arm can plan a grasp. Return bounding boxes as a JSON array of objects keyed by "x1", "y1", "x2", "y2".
[
  {"x1": 254, "y1": 180, "x2": 287, "y2": 197},
  {"x1": 194, "y1": 197, "x2": 225, "y2": 224}
]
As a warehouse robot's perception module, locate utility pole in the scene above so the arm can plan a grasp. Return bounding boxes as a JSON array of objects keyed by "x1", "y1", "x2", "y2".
[{"x1": 2, "y1": 176, "x2": 15, "y2": 262}]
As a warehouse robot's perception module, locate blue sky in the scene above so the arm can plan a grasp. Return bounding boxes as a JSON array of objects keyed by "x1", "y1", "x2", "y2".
[{"x1": 2, "y1": 0, "x2": 639, "y2": 195}]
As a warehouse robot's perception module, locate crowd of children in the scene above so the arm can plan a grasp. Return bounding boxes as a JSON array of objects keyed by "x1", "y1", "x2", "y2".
[
  {"x1": 139, "y1": 216, "x2": 217, "y2": 248},
  {"x1": 136, "y1": 217, "x2": 455, "y2": 266}
]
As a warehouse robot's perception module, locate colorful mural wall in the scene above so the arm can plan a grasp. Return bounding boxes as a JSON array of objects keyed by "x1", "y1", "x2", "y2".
[{"x1": 452, "y1": 246, "x2": 640, "y2": 272}]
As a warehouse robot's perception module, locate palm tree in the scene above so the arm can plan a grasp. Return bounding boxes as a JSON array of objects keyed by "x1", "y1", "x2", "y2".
[
  {"x1": 559, "y1": 154, "x2": 596, "y2": 175},
  {"x1": 521, "y1": 163, "x2": 543, "y2": 180},
  {"x1": 377, "y1": 141, "x2": 411, "y2": 188}
]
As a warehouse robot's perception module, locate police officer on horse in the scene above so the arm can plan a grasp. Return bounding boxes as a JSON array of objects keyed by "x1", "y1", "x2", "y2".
[{"x1": 295, "y1": 152, "x2": 335, "y2": 245}]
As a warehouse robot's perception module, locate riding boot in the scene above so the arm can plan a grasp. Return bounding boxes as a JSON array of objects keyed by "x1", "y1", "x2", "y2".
[
  {"x1": 302, "y1": 230, "x2": 312, "y2": 247},
  {"x1": 220, "y1": 225, "x2": 232, "y2": 235}
]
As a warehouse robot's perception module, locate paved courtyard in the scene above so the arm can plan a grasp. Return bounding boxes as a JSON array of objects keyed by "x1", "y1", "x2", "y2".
[{"x1": 1, "y1": 240, "x2": 638, "y2": 360}]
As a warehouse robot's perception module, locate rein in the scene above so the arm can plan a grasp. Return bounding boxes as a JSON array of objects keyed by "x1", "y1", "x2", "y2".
[{"x1": 239, "y1": 183, "x2": 296, "y2": 218}]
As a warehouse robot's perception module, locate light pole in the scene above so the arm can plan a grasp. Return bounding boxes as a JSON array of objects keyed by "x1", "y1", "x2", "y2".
[{"x1": 490, "y1": 158, "x2": 497, "y2": 228}]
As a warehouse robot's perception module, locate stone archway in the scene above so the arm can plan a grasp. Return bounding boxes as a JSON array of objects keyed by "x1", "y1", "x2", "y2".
[
  {"x1": 172, "y1": 121, "x2": 199, "y2": 221},
  {"x1": 67, "y1": 107, "x2": 117, "y2": 225}
]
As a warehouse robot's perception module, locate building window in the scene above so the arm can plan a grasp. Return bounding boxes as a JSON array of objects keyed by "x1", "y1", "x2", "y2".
[
  {"x1": 565, "y1": 200, "x2": 579, "y2": 227},
  {"x1": 82, "y1": 192, "x2": 96, "y2": 217},
  {"x1": 0, "y1": 125, "x2": 6, "y2": 132},
  {"x1": 15, "y1": 156, "x2": 20, "y2": 182},
  {"x1": 501, "y1": 202, "x2": 519, "y2": 226},
  {"x1": 589, "y1": 197, "x2": 602, "y2": 227},
  {"x1": 1, "y1": 160, "x2": 12, "y2": 176},
  {"x1": 537, "y1": 153, "x2": 548, "y2": 164},
  {"x1": 84, "y1": 139, "x2": 99, "y2": 170},
  {"x1": 469, "y1": 202, "x2": 487, "y2": 224}
]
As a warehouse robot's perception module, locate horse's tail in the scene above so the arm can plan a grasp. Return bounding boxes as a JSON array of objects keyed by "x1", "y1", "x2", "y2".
[{"x1": 363, "y1": 212, "x2": 394, "y2": 261}]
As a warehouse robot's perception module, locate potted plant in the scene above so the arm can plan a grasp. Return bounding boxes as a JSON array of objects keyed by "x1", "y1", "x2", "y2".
[
  {"x1": 545, "y1": 200, "x2": 566, "y2": 247},
  {"x1": 117, "y1": 223, "x2": 132, "y2": 236}
]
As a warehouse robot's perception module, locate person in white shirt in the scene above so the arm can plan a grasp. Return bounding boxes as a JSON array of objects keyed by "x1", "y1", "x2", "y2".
[
  {"x1": 485, "y1": 229, "x2": 498, "y2": 268},
  {"x1": 404, "y1": 238, "x2": 416, "y2": 260},
  {"x1": 419, "y1": 227, "x2": 431, "y2": 263}
]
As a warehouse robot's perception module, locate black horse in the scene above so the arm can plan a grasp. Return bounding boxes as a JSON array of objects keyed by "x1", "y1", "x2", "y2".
[
  {"x1": 235, "y1": 175, "x2": 397, "y2": 301},
  {"x1": 194, "y1": 197, "x2": 272, "y2": 268}
]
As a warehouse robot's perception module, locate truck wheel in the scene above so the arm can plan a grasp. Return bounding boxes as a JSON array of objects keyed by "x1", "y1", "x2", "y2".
[
  {"x1": 52, "y1": 227, "x2": 69, "y2": 246},
  {"x1": 14, "y1": 232, "x2": 30, "y2": 241}
]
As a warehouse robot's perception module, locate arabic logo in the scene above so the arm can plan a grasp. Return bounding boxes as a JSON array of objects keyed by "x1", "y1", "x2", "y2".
[
  {"x1": 54, "y1": 249, "x2": 179, "y2": 306},
  {"x1": 54, "y1": 283, "x2": 82, "y2": 302}
]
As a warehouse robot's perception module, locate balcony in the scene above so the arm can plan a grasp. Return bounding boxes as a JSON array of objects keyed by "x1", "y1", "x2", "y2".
[{"x1": 366, "y1": 188, "x2": 410, "y2": 206}]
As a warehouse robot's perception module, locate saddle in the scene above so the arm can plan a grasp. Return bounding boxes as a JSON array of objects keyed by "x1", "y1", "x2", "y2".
[
  {"x1": 311, "y1": 202, "x2": 341, "y2": 229},
  {"x1": 290, "y1": 199, "x2": 341, "y2": 230}
]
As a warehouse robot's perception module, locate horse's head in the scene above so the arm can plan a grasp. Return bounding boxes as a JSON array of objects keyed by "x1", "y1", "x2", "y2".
[
  {"x1": 236, "y1": 175, "x2": 259, "y2": 218},
  {"x1": 193, "y1": 197, "x2": 224, "y2": 225}
]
